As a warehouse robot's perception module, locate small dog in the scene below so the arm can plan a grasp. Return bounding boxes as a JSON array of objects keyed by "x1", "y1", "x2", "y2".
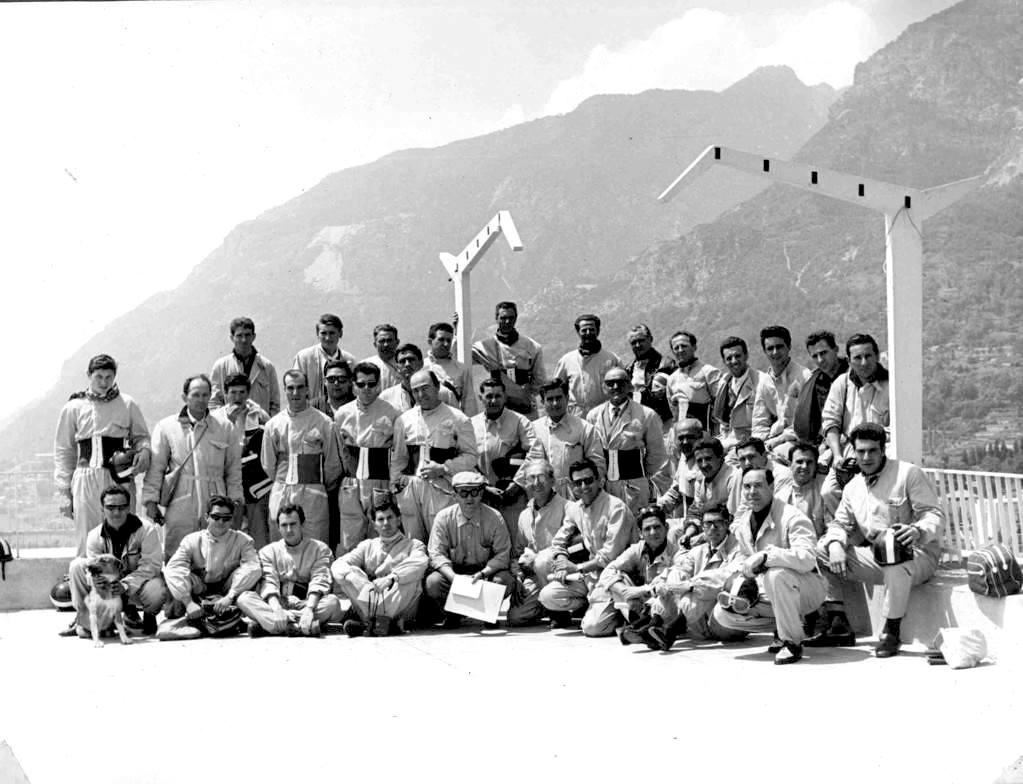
[{"x1": 85, "y1": 554, "x2": 132, "y2": 648}]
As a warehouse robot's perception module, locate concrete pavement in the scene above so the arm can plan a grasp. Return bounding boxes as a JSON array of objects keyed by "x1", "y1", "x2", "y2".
[{"x1": 0, "y1": 609, "x2": 1020, "y2": 784}]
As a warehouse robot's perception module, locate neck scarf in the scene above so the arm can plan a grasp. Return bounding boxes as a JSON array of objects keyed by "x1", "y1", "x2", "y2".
[
  {"x1": 578, "y1": 339, "x2": 602, "y2": 357},
  {"x1": 70, "y1": 384, "x2": 121, "y2": 403},
  {"x1": 379, "y1": 531, "x2": 404, "y2": 546},
  {"x1": 496, "y1": 327, "x2": 519, "y2": 346}
]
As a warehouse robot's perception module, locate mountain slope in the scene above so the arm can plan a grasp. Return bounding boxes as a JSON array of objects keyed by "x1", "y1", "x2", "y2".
[{"x1": 0, "y1": 66, "x2": 837, "y2": 460}]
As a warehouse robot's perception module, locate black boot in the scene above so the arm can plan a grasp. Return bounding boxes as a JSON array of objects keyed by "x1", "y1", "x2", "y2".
[
  {"x1": 548, "y1": 611, "x2": 573, "y2": 630},
  {"x1": 805, "y1": 609, "x2": 856, "y2": 647},
  {"x1": 647, "y1": 615, "x2": 685, "y2": 651},
  {"x1": 875, "y1": 617, "x2": 902, "y2": 658}
]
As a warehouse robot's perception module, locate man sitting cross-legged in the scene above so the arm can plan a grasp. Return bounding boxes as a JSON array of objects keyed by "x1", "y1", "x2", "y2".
[
  {"x1": 332, "y1": 494, "x2": 429, "y2": 637},
  {"x1": 236, "y1": 503, "x2": 342, "y2": 637}
]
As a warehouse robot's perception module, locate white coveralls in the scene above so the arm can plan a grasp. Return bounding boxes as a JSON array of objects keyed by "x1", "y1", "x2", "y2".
[
  {"x1": 142, "y1": 409, "x2": 241, "y2": 559},
  {"x1": 583, "y1": 539, "x2": 678, "y2": 637},
  {"x1": 390, "y1": 403, "x2": 478, "y2": 544},
  {"x1": 54, "y1": 391, "x2": 150, "y2": 555},
  {"x1": 472, "y1": 408, "x2": 537, "y2": 539},
  {"x1": 587, "y1": 399, "x2": 667, "y2": 516},
  {"x1": 334, "y1": 397, "x2": 400, "y2": 555},
  {"x1": 514, "y1": 414, "x2": 605, "y2": 500},
  {"x1": 261, "y1": 407, "x2": 342, "y2": 547},
  {"x1": 209, "y1": 351, "x2": 280, "y2": 416},
  {"x1": 538, "y1": 491, "x2": 636, "y2": 615},
  {"x1": 292, "y1": 343, "x2": 357, "y2": 407},
  {"x1": 212, "y1": 401, "x2": 272, "y2": 547},
  {"x1": 471, "y1": 332, "x2": 547, "y2": 417},
  {"x1": 425, "y1": 352, "x2": 479, "y2": 417},
  {"x1": 236, "y1": 536, "x2": 342, "y2": 633},
  {"x1": 553, "y1": 348, "x2": 622, "y2": 418},
  {"x1": 505, "y1": 492, "x2": 569, "y2": 626},
  {"x1": 332, "y1": 534, "x2": 429, "y2": 624},
  {"x1": 711, "y1": 499, "x2": 826, "y2": 644}
]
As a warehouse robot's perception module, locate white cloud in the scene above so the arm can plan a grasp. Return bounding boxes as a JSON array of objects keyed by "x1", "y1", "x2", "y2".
[{"x1": 543, "y1": 3, "x2": 879, "y2": 116}]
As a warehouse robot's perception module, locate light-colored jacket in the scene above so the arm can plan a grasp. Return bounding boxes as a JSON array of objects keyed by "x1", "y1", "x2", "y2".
[
  {"x1": 725, "y1": 498, "x2": 819, "y2": 574},
  {"x1": 84, "y1": 516, "x2": 163, "y2": 596},
  {"x1": 142, "y1": 410, "x2": 242, "y2": 507},
  {"x1": 163, "y1": 528, "x2": 260, "y2": 602},
  {"x1": 210, "y1": 352, "x2": 280, "y2": 416}
]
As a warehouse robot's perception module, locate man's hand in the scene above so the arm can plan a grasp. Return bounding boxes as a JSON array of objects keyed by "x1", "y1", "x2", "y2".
[
  {"x1": 372, "y1": 575, "x2": 395, "y2": 593},
  {"x1": 212, "y1": 594, "x2": 234, "y2": 614},
  {"x1": 392, "y1": 477, "x2": 408, "y2": 493},
  {"x1": 144, "y1": 502, "x2": 163, "y2": 525},
  {"x1": 185, "y1": 601, "x2": 203, "y2": 620},
  {"x1": 417, "y1": 460, "x2": 446, "y2": 481},
  {"x1": 298, "y1": 606, "x2": 317, "y2": 636},
  {"x1": 109, "y1": 580, "x2": 127, "y2": 596},
  {"x1": 131, "y1": 448, "x2": 151, "y2": 476},
  {"x1": 230, "y1": 498, "x2": 245, "y2": 513},
  {"x1": 618, "y1": 585, "x2": 648, "y2": 603},
  {"x1": 57, "y1": 491, "x2": 73, "y2": 520},
  {"x1": 471, "y1": 571, "x2": 486, "y2": 583},
  {"x1": 893, "y1": 524, "x2": 920, "y2": 547},
  {"x1": 741, "y1": 552, "x2": 768, "y2": 579},
  {"x1": 828, "y1": 541, "x2": 847, "y2": 577}
]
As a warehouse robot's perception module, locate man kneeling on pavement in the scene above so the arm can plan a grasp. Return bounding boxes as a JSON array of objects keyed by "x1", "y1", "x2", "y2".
[
  {"x1": 332, "y1": 492, "x2": 429, "y2": 637},
  {"x1": 538, "y1": 458, "x2": 635, "y2": 630},
  {"x1": 236, "y1": 502, "x2": 343, "y2": 636},
  {"x1": 622, "y1": 505, "x2": 747, "y2": 650},
  {"x1": 63, "y1": 485, "x2": 167, "y2": 639},
  {"x1": 812, "y1": 423, "x2": 944, "y2": 658},
  {"x1": 710, "y1": 467, "x2": 826, "y2": 664},
  {"x1": 159, "y1": 495, "x2": 260, "y2": 641}
]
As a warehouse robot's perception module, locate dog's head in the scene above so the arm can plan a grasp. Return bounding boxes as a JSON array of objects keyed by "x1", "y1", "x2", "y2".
[{"x1": 86, "y1": 554, "x2": 125, "y2": 588}]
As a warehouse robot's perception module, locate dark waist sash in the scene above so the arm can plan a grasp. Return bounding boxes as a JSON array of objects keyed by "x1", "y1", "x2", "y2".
[
  {"x1": 491, "y1": 450, "x2": 526, "y2": 483},
  {"x1": 603, "y1": 448, "x2": 644, "y2": 481},
  {"x1": 342, "y1": 445, "x2": 390, "y2": 481},
  {"x1": 404, "y1": 445, "x2": 459, "y2": 476},
  {"x1": 241, "y1": 429, "x2": 270, "y2": 501},
  {"x1": 295, "y1": 454, "x2": 324, "y2": 485},
  {"x1": 77, "y1": 437, "x2": 130, "y2": 482},
  {"x1": 685, "y1": 401, "x2": 711, "y2": 430}
]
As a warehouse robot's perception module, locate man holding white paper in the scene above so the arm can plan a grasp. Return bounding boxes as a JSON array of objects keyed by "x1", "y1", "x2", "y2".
[{"x1": 424, "y1": 471, "x2": 514, "y2": 628}]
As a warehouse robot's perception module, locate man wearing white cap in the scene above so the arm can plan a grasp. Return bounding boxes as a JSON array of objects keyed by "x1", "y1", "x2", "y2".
[{"x1": 424, "y1": 471, "x2": 513, "y2": 629}]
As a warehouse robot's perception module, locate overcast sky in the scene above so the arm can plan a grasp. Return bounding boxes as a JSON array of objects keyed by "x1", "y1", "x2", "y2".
[{"x1": 0, "y1": 0, "x2": 957, "y2": 419}]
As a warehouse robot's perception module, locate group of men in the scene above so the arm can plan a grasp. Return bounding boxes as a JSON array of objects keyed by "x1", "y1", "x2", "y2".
[{"x1": 53, "y1": 303, "x2": 945, "y2": 663}]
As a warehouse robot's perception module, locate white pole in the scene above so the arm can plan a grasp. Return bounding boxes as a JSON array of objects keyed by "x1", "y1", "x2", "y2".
[{"x1": 884, "y1": 209, "x2": 924, "y2": 464}]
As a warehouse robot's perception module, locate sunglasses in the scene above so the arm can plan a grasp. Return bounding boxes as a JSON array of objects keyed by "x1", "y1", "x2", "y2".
[
  {"x1": 571, "y1": 475, "x2": 597, "y2": 487},
  {"x1": 604, "y1": 379, "x2": 628, "y2": 387},
  {"x1": 209, "y1": 513, "x2": 234, "y2": 522},
  {"x1": 716, "y1": 591, "x2": 753, "y2": 615},
  {"x1": 325, "y1": 376, "x2": 351, "y2": 383},
  {"x1": 103, "y1": 503, "x2": 129, "y2": 511},
  {"x1": 353, "y1": 381, "x2": 378, "y2": 388},
  {"x1": 455, "y1": 487, "x2": 484, "y2": 498}
]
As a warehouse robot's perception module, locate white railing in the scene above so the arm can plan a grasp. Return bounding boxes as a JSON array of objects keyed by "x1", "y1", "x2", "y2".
[{"x1": 923, "y1": 468, "x2": 1023, "y2": 558}]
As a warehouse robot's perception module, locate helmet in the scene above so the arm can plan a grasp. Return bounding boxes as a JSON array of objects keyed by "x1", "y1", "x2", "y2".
[
  {"x1": 871, "y1": 527, "x2": 914, "y2": 566},
  {"x1": 108, "y1": 450, "x2": 136, "y2": 484},
  {"x1": 717, "y1": 573, "x2": 759, "y2": 615},
  {"x1": 50, "y1": 575, "x2": 74, "y2": 610},
  {"x1": 833, "y1": 457, "x2": 861, "y2": 488},
  {"x1": 199, "y1": 598, "x2": 244, "y2": 637}
]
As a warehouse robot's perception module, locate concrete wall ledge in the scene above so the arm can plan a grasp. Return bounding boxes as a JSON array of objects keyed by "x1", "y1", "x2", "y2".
[{"x1": 0, "y1": 548, "x2": 74, "y2": 611}]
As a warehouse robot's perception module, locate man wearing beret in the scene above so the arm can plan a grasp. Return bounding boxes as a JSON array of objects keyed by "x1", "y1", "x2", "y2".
[{"x1": 424, "y1": 471, "x2": 514, "y2": 629}]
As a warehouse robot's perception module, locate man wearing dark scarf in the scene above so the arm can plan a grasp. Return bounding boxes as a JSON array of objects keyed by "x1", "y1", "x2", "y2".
[
  {"x1": 787, "y1": 330, "x2": 848, "y2": 450},
  {"x1": 471, "y1": 301, "x2": 547, "y2": 418},
  {"x1": 553, "y1": 313, "x2": 623, "y2": 418},
  {"x1": 209, "y1": 316, "x2": 281, "y2": 417},
  {"x1": 54, "y1": 354, "x2": 151, "y2": 558}
]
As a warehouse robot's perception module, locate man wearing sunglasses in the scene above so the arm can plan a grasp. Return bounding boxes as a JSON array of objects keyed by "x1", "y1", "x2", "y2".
[
  {"x1": 424, "y1": 471, "x2": 513, "y2": 628},
  {"x1": 159, "y1": 495, "x2": 261, "y2": 641},
  {"x1": 314, "y1": 359, "x2": 355, "y2": 419},
  {"x1": 334, "y1": 362, "x2": 401, "y2": 555},
  {"x1": 587, "y1": 367, "x2": 667, "y2": 516},
  {"x1": 62, "y1": 485, "x2": 167, "y2": 639},
  {"x1": 390, "y1": 368, "x2": 479, "y2": 544},
  {"x1": 711, "y1": 468, "x2": 825, "y2": 664},
  {"x1": 539, "y1": 459, "x2": 635, "y2": 629}
]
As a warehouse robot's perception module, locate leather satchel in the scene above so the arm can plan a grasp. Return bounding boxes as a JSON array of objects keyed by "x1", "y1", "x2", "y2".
[{"x1": 158, "y1": 425, "x2": 208, "y2": 507}]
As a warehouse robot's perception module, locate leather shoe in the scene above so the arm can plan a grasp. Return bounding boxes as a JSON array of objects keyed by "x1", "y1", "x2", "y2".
[
  {"x1": 767, "y1": 633, "x2": 784, "y2": 654},
  {"x1": 774, "y1": 641, "x2": 803, "y2": 665},
  {"x1": 343, "y1": 620, "x2": 366, "y2": 638},
  {"x1": 874, "y1": 631, "x2": 901, "y2": 658},
  {"x1": 548, "y1": 611, "x2": 573, "y2": 630},
  {"x1": 646, "y1": 624, "x2": 676, "y2": 652}
]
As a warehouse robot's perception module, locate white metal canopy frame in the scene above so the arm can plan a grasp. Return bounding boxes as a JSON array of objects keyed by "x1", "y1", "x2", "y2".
[
  {"x1": 658, "y1": 144, "x2": 983, "y2": 464},
  {"x1": 439, "y1": 210, "x2": 524, "y2": 363}
]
